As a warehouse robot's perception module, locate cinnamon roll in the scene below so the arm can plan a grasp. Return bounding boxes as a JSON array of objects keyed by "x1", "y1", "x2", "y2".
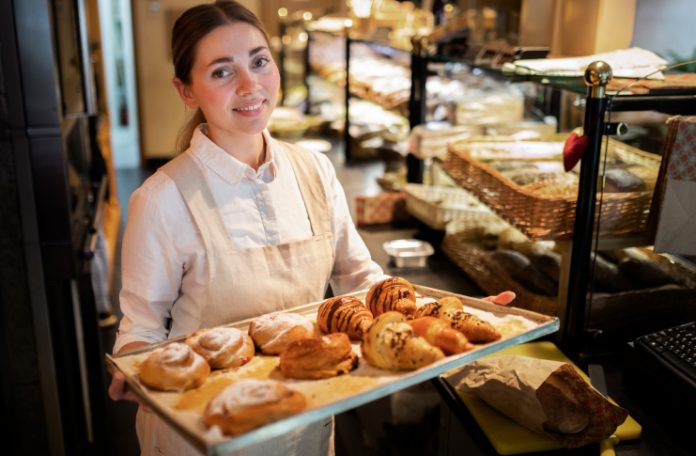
[
  {"x1": 204, "y1": 379, "x2": 306, "y2": 436},
  {"x1": 248, "y1": 312, "x2": 316, "y2": 355},
  {"x1": 186, "y1": 327, "x2": 255, "y2": 369},
  {"x1": 138, "y1": 342, "x2": 210, "y2": 391}
]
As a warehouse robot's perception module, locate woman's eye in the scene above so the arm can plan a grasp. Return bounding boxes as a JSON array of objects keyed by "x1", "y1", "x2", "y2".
[
  {"x1": 253, "y1": 57, "x2": 270, "y2": 68},
  {"x1": 212, "y1": 68, "x2": 231, "y2": 79}
]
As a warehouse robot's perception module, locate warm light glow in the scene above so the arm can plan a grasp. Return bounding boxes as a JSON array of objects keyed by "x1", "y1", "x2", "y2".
[
  {"x1": 444, "y1": 4, "x2": 454, "y2": 14},
  {"x1": 302, "y1": 11, "x2": 313, "y2": 21},
  {"x1": 350, "y1": 0, "x2": 373, "y2": 18},
  {"x1": 344, "y1": 19, "x2": 353, "y2": 28},
  {"x1": 278, "y1": 7, "x2": 287, "y2": 17},
  {"x1": 298, "y1": 32, "x2": 308, "y2": 43}
]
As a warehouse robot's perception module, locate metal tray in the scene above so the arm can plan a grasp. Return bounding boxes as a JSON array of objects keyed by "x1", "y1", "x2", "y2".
[{"x1": 106, "y1": 284, "x2": 559, "y2": 455}]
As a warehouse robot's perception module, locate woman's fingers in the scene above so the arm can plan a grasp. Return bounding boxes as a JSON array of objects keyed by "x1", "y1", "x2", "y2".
[
  {"x1": 108, "y1": 371, "x2": 150, "y2": 411},
  {"x1": 482, "y1": 291, "x2": 516, "y2": 306},
  {"x1": 108, "y1": 371, "x2": 128, "y2": 401}
]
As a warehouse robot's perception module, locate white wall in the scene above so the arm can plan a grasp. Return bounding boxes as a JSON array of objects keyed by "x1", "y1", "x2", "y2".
[{"x1": 632, "y1": 0, "x2": 696, "y2": 61}]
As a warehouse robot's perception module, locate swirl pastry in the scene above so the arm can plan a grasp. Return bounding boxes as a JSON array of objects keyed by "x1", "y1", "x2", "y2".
[
  {"x1": 365, "y1": 277, "x2": 417, "y2": 317},
  {"x1": 317, "y1": 295, "x2": 373, "y2": 340},
  {"x1": 138, "y1": 342, "x2": 210, "y2": 391},
  {"x1": 186, "y1": 327, "x2": 255, "y2": 369},
  {"x1": 204, "y1": 379, "x2": 306, "y2": 436},
  {"x1": 407, "y1": 316, "x2": 472, "y2": 355},
  {"x1": 248, "y1": 312, "x2": 316, "y2": 355},
  {"x1": 416, "y1": 296, "x2": 501, "y2": 343},
  {"x1": 361, "y1": 311, "x2": 444, "y2": 371},
  {"x1": 279, "y1": 333, "x2": 359, "y2": 379}
]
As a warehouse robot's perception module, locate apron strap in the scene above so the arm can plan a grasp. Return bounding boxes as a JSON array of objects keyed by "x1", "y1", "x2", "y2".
[
  {"x1": 160, "y1": 153, "x2": 235, "y2": 251},
  {"x1": 280, "y1": 141, "x2": 331, "y2": 236}
]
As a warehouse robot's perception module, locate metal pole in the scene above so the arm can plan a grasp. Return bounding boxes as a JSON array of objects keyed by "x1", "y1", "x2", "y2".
[
  {"x1": 407, "y1": 35, "x2": 427, "y2": 183},
  {"x1": 561, "y1": 61, "x2": 612, "y2": 360},
  {"x1": 344, "y1": 28, "x2": 352, "y2": 162}
]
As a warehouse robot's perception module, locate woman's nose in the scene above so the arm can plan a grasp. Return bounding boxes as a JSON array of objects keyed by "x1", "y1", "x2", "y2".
[{"x1": 235, "y1": 69, "x2": 257, "y2": 96}]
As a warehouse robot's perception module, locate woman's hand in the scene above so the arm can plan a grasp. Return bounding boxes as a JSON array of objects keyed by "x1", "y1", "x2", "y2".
[
  {"x1": 108, "y1": 341, "x2": 151, "y2": 409},
  {"x1": 481, "y1": 291, "x2": 516, "y2": 306},
  {"x1": 108, "y1": 371, "x2": 141, "y2": 403}
]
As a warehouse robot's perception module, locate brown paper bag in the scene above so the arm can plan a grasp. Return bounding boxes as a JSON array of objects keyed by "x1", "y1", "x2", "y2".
[{"x1": 448, "y1": 355, "x2": 628, "y2": 448}]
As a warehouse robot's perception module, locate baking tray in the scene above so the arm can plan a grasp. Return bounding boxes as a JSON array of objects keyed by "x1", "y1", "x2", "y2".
[{"x1": 106, "y1": 284, "x2": 559, "y2": 455}]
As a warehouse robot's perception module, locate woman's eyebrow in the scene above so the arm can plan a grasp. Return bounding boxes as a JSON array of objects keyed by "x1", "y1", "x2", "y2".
[
  {"x1": 249, "y1": 46, "x2": 268, "y2": 56},
  {"x1": 207, "y1": 47, "x2": 267, "y2": 67}
]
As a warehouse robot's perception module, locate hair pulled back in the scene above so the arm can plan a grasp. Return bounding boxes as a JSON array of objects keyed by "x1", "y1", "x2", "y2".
[{"x1": 171, "y1": 1, "x2": 270, "y2": 153}]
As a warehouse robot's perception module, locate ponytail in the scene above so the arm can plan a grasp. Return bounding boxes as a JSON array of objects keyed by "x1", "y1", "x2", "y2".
[{"x1": 176, "y1": 108, "x2": 206, "y2": 154}]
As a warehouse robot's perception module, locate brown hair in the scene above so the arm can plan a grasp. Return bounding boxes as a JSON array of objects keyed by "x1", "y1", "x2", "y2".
[{"x1": 172, "y1": 1, "x2": 270, "y2": 153}]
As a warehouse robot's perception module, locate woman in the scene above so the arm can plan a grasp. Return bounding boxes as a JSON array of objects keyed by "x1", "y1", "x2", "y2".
[{"x1": 108, "y1": 1, "x2": 384, "y2": 454}]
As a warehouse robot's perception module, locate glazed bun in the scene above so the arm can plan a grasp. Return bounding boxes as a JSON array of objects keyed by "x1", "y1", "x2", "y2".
[
  {"x1": 138, "y1": 342, "x2": 210, "y2": 391},
  {"x1": 248, "y1": 312, "x2": 316, "y2": 355},
  {"x1": 204, "y1": 379, "x2": 306, "y2": 436},
  {"x1": 186, "y1": 327, "x2": 255, "y2": 369}
]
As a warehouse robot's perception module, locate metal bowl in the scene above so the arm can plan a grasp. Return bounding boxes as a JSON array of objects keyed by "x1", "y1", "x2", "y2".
[{"x1": 383, "y1": 239, "x2": 435, "y2": 268}]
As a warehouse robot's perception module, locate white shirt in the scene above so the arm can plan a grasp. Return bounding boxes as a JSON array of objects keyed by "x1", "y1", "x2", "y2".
[{"x1": 114, "y1": 127, "x2": 384, "y2": 353}]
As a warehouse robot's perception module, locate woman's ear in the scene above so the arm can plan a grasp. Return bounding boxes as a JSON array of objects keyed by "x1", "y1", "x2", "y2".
[{"x1": 173, "y1": 77, "x2": 198, "y2": 109}]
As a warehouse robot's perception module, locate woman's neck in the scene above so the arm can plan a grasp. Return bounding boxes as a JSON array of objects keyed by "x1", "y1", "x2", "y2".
[{"x1": 209, "y1": 128, "x2": 265, "y2": 171}]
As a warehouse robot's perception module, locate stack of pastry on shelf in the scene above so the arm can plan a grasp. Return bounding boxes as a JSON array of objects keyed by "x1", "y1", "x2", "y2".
[{"x1": 441, "y1": 220, "x2": 696, "y2": 342}]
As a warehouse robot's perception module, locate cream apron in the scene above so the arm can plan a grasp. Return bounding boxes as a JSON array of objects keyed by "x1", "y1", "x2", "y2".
[{"x1": 136, "y1": 141, "x2": 336, "y2": 455}]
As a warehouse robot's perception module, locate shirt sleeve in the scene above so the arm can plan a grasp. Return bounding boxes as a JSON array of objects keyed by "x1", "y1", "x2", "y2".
[
  {"x1": 312, "y1": 153, "x2": 387, "y2": 295},
  {"x1": 113, "y1": 182, "x2": 184, "y2": 353}
]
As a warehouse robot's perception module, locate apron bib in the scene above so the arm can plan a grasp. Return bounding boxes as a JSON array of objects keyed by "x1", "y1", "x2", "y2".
[{"x1": 136, "y1": 141, "x2": 335, "y2": 455}]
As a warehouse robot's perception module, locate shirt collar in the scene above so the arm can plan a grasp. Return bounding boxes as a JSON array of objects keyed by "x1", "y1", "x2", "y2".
[{"x1": 188, "y1": 124, "x2": 278, "y2": 185}]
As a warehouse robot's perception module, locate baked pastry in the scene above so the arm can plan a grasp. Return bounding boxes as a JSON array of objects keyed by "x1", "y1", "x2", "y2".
[
  {"x1": 186, "y1": 327, "x2": 255, "y2": 369},
  {"x1": 138, "y1": 342, "x2": 210, "y2": 391},
  {"x1": 204, "y1": 379, "x2": 306, "y2": 436},
  {"x1": 248, "y1": 312, "x2": 316, "y2": 355},
  {"x1": 361, "y1": 311, "x2": 444, "y2": 371},
  {"x1": 416, "y1": 297, "x2": 501, "y2": 343},
  {"x1": 407, "y1": 316, "x2": 472, "y2": 355},
  {"x1": 279, "y1": 333, "x2": 359, "y2": 379},
  {"x1": 365, "y1": 277, "x2": 417, "y2": 317},
  {"x1": 317, "y1": 295, "x2": 373, "y2": 340}
]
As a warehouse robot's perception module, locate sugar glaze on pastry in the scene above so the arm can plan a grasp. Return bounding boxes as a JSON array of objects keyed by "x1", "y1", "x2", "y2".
[
  {"x1": 138, "y1": 342, "x2": 210, "y2": 391},
  {"x1": 248, "y1": 312, "x2": 316, "y2": 355},
  {"x1": 186, "y1": 327, "x2": 254, "y2": 369},
  {"x1": 204, "y1": 379, "x2": 306, "y2": 436}
]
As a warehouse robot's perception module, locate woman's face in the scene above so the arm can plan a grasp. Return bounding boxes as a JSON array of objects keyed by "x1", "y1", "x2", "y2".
[{"x1": 176, "y1": 22, "x2": 279, "y2": 140}]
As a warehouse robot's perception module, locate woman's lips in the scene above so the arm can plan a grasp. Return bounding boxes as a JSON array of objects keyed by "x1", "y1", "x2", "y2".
[{"x1": 233, "y1": 100, "x2": 265, "y2": 117}]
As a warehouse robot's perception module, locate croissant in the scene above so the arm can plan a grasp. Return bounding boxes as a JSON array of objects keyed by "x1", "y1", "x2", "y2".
[
  {"x1": 317, "y1": 296, "x2": 373, "y2": 340},
  {"x1": 365, "y1": 277, "x2": 417, "y2": 317},
  {"x1": 361, "y1": 311, "x2": 444, "y2": 371},
  {"x1": 279, "y1": 333, "x2": 359, "y2": 379},
  {"x1": 407, "y1": 316, "x2": 472, "y2": 355},
  {"x1": 416, "y1": 297, "x2": 501, "y2": 343},
  {"x1": 186, "y1": 327, "x2": 255, "y2": 369},
  {"x1": 138, "y1": 342, "x2": 210, "y2": 391}
]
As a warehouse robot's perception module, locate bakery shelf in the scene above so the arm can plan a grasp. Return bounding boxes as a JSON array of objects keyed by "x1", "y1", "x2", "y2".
[{"x1": 106, "y1": 284, "x2": 558, "y2": 455}]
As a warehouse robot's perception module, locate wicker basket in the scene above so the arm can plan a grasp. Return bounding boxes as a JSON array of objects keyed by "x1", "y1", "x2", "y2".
[
  {"x1": 402, "y1": 184, "x2": 502, "y2": 231},
  {"x1": 442, "y1": 136, "x2": 660, "y2": 239},
  {"x1": 441, "y1": 235, "x2": 558, "y2": 315}
]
